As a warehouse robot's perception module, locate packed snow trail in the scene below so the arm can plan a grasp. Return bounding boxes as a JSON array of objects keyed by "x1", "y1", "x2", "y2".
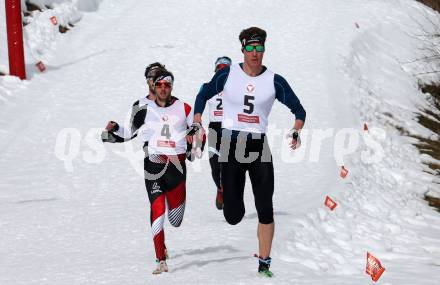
[{"x1": 1, "y1": 0, "x2": 440, "y2": 284}]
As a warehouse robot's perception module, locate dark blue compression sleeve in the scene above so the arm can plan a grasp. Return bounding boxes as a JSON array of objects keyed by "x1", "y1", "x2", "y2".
[
  {"x1": 274, "y1": 74, "x2": 306, "y2": 121},
  {"x1": 194, "y1": 67, "x2": 230, "y2": 114}
]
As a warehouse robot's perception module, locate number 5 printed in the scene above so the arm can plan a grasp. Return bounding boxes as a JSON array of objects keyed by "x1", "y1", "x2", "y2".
[{"x1": 243, "y1": 95, "x2": 254, "y2": 114}]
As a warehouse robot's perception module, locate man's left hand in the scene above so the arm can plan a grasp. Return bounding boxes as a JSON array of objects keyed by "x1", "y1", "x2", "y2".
[{"x1": 287, "y1": 129, "x2": 301, "y2": 150}]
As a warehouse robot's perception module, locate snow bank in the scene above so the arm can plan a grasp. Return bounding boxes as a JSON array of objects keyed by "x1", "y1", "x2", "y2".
[
  {"x1": 0, "y1": 0, "x2": 102, "y2": 101},
  {"x1": 24, "y1": 2, "x2": 82, "y2": 62},
  {"x1": 75, "y1": 0, "x2": 103, "y2": 12},
  {"x1": 280, "y1": 1, "x2": 440, "y2": 282},
  {"x1": 0, "y1": 0, "x2": 102, "y2": 76},
  {"x1": 25, "y1": 0, "x2": 103, "y2": 12}
]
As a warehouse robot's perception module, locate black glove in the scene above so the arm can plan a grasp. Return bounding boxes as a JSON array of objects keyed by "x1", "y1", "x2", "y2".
[
  {"x1": 187, "y1": 122, "x2": 202, "y2": 136},
  {"x1": 286, "y1": 128, "x2": 301, "y2": 150},
  {"x1": 186, "y1": 122, "x2": 206, "y2": 161}
]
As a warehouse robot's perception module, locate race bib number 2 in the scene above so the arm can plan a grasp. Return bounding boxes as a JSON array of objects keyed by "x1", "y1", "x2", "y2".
[{"x1": 214, "y1": 98, "x2": 223, "y2": 117}]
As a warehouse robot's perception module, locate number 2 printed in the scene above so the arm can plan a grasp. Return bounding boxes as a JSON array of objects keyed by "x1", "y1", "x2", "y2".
[{"x1": 216, "y1": 98, "x2": 223, "y2": 110}]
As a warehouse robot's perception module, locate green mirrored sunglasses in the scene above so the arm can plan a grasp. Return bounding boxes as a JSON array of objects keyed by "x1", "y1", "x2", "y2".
[{"x1": 244, "y1": 45, "x2": 265, "y2": 53}]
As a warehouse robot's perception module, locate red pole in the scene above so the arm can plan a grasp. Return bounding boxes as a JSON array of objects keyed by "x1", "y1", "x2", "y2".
[{"x1": 5, "y1": 0, "x2": 26, "y2": 80}]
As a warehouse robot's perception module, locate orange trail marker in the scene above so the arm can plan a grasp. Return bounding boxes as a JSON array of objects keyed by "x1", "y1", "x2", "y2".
[
  {"x1": 325, "y1": 196, "x2": 337, "y2": 210},
  {"x1": 50, "y1": 16, "x2": 58, "y2": 25},
  {"x1": 366, "y1": 252, "x2": 385, "y2": 282},
  {"x1": 340, "y1": 166, "x2": 348, "y2": 178},
  {"x1": 36, "y1": 61, "x2": 46, "y2": 72}
]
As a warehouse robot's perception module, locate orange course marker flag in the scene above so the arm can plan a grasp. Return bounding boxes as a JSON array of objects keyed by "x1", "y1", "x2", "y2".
[
  {"x1": 325, "y1": 196, "x2": 337, "y2": 211},
  {"x1": 366, "y1": 252, "x2": 385, "y2": 282},
  {"x1": 340, "y1": 166, "x2": 348, "y2": 178},
  {"x1": 36, "y1": 61, "x2": 46, "y2": 72},
  {"x1": 50, "y1": 16, "x2": 58, "y2": 25}
]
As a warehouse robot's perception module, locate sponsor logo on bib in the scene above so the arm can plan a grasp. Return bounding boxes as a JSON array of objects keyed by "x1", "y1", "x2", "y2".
[
  {"x1": 157, "y1": 140, "x2": 176, "y2": 148},
  {"x1": 238, "y1": 114, "x2": 260, "y2": 123}
]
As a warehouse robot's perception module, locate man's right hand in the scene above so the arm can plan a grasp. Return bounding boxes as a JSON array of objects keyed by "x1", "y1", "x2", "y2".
[{"x1": 105, "y1": 121, "x2": 119, "y2": 132}]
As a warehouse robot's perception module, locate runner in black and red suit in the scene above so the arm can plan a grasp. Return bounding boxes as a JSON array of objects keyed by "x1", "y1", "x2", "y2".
[
  {"x1": 199, "y1": 56, "x2": 232, "y2": 210},
  {"x1": 102, "y1": 69, "x2": 205, "y2": 274}
]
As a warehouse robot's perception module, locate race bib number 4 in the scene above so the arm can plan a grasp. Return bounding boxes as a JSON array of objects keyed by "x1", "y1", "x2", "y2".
[
  {"x1": 157, "y1": 123, "x2": 176, "y2": 147},
  {"x1": 237, "y1": 114, "x2": 260, "y2": 124}
]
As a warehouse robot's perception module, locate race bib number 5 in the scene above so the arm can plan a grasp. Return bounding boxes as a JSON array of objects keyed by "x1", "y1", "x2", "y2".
[{"x1": 238, "y1": 95, "x2": 259, "y2": 123}]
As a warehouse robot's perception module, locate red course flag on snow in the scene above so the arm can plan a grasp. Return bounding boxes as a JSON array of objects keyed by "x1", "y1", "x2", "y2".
[
  {"x1": 340, "y1": 166, "x2": 348, "y2": 179},
  {"x1": 325, "y1": 196, "x2": 337, "y2": 210},
  {"x1": 366, "y1": 252, "x2": 385, "y2": 282},
  {"x1": 364, "y1": 122, "x2": 369, "y2": 132},
  {"x1": 36, "y1": 61, "x2": 46, "y2": 72},
  {"x1": 50, "y1": 16, "x2": 58, "y2": 25}
]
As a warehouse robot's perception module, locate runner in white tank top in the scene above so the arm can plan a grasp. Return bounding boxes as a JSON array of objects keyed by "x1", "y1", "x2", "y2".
[{"x1": 192, "y1": 27, "x2": 306, "y2": 277}]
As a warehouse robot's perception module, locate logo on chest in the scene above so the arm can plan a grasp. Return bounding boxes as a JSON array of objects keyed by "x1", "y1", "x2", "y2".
[{"x1": 246, "y1": 84, "x2": 255, "y2": 94}]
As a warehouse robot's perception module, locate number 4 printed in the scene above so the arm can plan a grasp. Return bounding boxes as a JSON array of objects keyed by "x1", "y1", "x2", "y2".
[{"x1": 161, "y1": 124, "x2": 171, "y2": 139}]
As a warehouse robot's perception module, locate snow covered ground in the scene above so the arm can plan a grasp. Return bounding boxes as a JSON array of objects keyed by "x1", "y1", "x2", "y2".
[{"x1": 1, "y1": 0, "x2": 439, "y2": 284}]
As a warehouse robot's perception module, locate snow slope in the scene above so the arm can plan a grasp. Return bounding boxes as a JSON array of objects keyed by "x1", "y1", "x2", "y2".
[
  {"x1": 1, "y1": 0, "x2": 439, "y2": 284},
  {"x1": 0, "y1": 0, "x2": 102, "y2": 100}
]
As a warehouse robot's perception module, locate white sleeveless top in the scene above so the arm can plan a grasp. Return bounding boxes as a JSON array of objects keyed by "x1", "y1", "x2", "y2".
[
  {"x1": 141, "y1": 100, "x2": 191, "y2": 155},
  {"x1": 222, "y1": 63, "x2": 276, "y2": 133}
]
